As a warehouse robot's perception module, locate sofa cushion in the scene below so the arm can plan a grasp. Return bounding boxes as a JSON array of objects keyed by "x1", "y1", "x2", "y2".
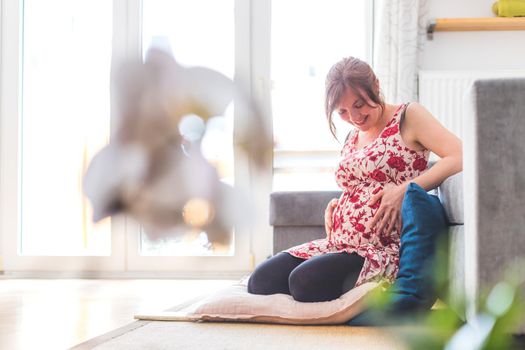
[
  {"x1": 273, "y1": 226, "x2": 325, "y2": 254},
  {"x1": 347, "y1": 182, "x2": 449, "y2": 325},
  {"x1": 392, "y1": 182, "x2": 449, "y2": 306},
  {"x1": 438, "y1": 172, "x2": 463, "y2": 224},
  {"x1": 270, "y1": 191, "x2": 341, "y2": 226}
]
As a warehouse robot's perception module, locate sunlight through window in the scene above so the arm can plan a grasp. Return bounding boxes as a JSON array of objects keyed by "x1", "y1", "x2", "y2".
[
  {"x1": 20, "y1": 0, "x2": 112, "y2": 256},
  {"x1": 272, "y1": 0, "x2": 370, "y2": 191},
  {"x1": 140, "y1": 0, "x2": 235, "y2": 256}
]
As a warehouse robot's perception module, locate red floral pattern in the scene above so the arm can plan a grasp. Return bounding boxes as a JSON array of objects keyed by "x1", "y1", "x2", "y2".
[
  {"x1": 413, "y1": 157, "x2": 428, "y2": 171},
  {"x1": 381, "y1": 125, "x2": 398, "y2": 138},
  {"x1": 370, "y1": 169, "x2": 387, "y2": 182},
  {"x1": 387, "y1": 156, "x2": 407, "y2": 172},
  {"x1": 286, "y1": 103, "x2": 430, "y2": 287}
]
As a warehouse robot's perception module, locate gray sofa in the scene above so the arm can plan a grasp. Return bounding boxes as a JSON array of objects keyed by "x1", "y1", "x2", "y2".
[{"x1": 270, "y1": 77, "x2": 525, "y2": 332}]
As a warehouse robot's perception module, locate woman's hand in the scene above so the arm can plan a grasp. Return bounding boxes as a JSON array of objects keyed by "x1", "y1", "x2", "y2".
[
  {"x1": 324, "y1": 198, "x2": 338, "y2": 241},
  {"x1": 368, "y1": 183, "x2": 408, "y2": 235}
]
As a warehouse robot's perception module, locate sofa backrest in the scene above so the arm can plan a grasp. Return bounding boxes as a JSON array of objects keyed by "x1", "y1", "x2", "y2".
[{"x1": 270, "y1": 191, "x2": 340, "y2": 254}]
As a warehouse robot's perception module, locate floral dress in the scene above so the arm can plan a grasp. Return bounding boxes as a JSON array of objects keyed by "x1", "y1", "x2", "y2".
[{"x1": 285, "y1": 103, "x2": 430, "y2": 287}]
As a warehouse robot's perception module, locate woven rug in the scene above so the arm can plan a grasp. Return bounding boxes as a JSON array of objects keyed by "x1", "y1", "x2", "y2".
[{"x1": 71, "y1": 295, "x2": 408, "y2": 350}]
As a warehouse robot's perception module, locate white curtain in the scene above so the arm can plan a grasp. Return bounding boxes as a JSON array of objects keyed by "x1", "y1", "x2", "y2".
[{"x1": 374, "y1": 0, "x2": 429, "y2": 104}]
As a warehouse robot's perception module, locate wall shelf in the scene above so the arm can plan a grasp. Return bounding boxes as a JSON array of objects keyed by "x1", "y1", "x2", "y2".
[{"x1": 427, "y1": 17, "x2": 525, "y2": 39}]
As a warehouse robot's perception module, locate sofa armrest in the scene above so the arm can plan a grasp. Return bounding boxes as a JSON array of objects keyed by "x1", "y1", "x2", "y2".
[{"x1": 464, "y1": 77, "x2": 525, "y2": 332}]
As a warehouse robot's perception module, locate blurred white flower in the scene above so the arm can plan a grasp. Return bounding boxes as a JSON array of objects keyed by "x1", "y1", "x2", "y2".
[{"x1": 83, "y1": 48, "x2": 269, "y2": 245}]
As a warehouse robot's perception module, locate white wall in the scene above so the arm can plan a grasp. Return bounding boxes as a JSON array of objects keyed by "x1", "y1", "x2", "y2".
[{"x1": 421, "y1": 0, "x2": 525, "y2": 70}]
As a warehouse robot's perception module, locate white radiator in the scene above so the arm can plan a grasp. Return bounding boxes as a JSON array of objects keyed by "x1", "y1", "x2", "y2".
[{"x1": 418, "y1": 70, "x2": 525, "y2": 139}]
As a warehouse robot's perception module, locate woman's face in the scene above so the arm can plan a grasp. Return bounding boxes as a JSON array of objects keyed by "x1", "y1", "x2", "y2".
[{"x1": 336, "y1": 88, "x2": 381, "y2": 131}]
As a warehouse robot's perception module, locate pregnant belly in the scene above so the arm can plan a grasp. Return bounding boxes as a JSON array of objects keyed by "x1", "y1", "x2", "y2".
[{"x1": 331, "y1": 188, "x2": 381, "y2": 245}]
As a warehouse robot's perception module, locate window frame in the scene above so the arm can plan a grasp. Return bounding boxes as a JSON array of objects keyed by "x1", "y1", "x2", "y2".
[{"x1": 0, "y1": 0, "x2": 373, "y2": 275}]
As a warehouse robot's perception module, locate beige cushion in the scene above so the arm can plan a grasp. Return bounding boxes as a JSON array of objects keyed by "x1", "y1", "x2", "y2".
[{"x1": 135, "y1": 278, "x2": 381, "y2": 325}]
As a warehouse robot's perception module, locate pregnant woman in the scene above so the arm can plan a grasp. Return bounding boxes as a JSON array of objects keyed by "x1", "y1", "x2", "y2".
[{"x1": 248, "y1": 57, "x2": 462, "y2": 302}]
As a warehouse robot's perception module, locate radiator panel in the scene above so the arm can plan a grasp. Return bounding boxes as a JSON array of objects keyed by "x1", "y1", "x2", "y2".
[{"x1": 418, "y1": 70, "x2": 525, "y2": 139}]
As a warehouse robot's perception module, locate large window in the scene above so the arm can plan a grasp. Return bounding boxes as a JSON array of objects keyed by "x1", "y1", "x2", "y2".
[
  {"x1": 0, "y1": 0, "x2": 257, "y2": 273},
  {"x1": 0, "y1": 0, "x2": 372, "y2": 273},
  {"x1": 20, "y1": 0, "x2": 113, "y2": 256},
  {"x1": 271, "y1": 0, "x2": 373, "y2": 191}
]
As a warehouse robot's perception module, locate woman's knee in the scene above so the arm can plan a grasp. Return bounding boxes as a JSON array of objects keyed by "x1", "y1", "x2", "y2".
[
  {"x1": 248, "y1": 253, "x2": 302, "y2": 295},
  {"x1": 288, "y1": 267, "x2": 319, "y2": 302},
  {"x1": 247, "y1": 270, "x2": 265, "y2": 294},
  {"x1": 288, "y1": 253, "x2": 365, "y2": 302},
  {"x1": 247, "y1": 261, "x2": 274, "y2": 294}
]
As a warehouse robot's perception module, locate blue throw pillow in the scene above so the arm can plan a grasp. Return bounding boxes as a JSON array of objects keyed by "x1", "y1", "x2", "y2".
[{"x1": 347, "y1": 182, "x2": 449, "y2": 326}]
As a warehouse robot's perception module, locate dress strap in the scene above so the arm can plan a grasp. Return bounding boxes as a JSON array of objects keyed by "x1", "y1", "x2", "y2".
[
  {"x1": 341, "y1": 128, "x2": 358, "y2": 156},
  {"x1": 344, "y1": 130, "x2": 353, "y2": 144},
  {"x1": 398, "y1": 102, "x2": 411, "y2": 126},
  {"x1": 344, "y1": 128, "x2": 358, "y2": 146}
]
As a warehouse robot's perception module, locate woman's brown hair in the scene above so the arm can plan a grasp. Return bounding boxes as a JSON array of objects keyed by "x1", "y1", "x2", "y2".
[{"x1": 325, "y1": 57, "x2": 385, "y2": 140}]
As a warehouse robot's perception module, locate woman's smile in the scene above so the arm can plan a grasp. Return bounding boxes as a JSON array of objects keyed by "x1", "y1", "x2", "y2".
[{"x1": 353, "y1": 115, "x2": 369, "y2": 126}]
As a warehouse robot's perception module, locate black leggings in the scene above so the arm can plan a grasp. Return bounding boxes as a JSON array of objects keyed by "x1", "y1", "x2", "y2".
[{"x1": 247, "y1": 252, "x2": 365, "y2": 302}]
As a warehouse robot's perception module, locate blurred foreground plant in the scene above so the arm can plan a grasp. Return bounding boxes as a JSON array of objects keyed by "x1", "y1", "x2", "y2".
[{"x1": 358, "y1": 239, "x2": 525, "y2": 350}]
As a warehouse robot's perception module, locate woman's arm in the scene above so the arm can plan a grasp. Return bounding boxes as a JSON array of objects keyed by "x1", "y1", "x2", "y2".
[
  {"x1": 369, "y1": 102, "x2": 463, "y2": 233},
  {"x1": 402, "y1": 102, "x2": 463, "y2": 190}
]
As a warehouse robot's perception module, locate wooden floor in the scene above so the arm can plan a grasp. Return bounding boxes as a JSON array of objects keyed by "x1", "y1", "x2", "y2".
[{"x1": 0, "y1": 278, "x2": 237, "y2": 349}]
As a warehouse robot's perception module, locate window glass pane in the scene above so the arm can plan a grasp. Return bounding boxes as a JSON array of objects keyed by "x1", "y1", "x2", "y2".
[
  {"x1": 20, "y1": 0, "x2": 113, "y2": 255},
  {"x1": 142, "y1": 0, "x2": 234, "y2": 80},
  {"x1": 141, "y1": 0, "x2": 234, "y2": 256},
  {"x1": 272, "y1": 0, "x2": 369, "y2": 190}
]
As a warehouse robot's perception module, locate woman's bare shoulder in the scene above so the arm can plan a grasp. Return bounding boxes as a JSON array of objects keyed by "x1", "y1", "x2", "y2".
[
  {"x1": 405, "y1": 102, "x2": 430, "y2": 118},
  {"x1": 399, "y1": 102, "x2": 440, "y2": 150},
  {"x1": 403, "y1": 102, "x2": 462, "y2": 157},
  {"x1": 403, "y1": 102, "x2": 439, "y2": 131}
]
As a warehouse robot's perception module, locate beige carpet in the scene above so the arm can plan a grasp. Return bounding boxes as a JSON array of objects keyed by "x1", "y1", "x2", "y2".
[
  {"x1": 90, "y1": 322, "x2": 407, "y2": 350},
  {"x1": 72, "y1": 295, "x2": 409, "y2": 350}
]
